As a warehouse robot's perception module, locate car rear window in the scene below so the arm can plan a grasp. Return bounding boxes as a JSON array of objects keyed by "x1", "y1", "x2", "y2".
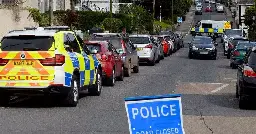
[
  {"x1": 232, "y1": 39, "x2": 248, "y2": 46},
  {"x1": 130, "y1": 37, "x2": 150, "y2": 44},
  {"x1": 1, "y1": 36, "x2": 54, "y2": 51},
  {"x1": 109, "y1": 39, "x2": 122, "y2": 49},
  {"x1": 248, "y1": 52, "x2": 256, "y2": 66},
  {"x1": 236, "y1": 43, "x2": 256, "y2": 50},
  {"x1": 86, "y1": 43, "x2": 101, "y2": 52}
]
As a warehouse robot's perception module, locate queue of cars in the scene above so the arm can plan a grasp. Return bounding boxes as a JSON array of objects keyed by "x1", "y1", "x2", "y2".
[
  {"x1": 221, "y1": 28, "x2": 256, "y2": 109},
  {"x1": 0, "y1": 26, "x2": 184, "y2": 107},
  {"x1": 195, "y1": 0, "x2": 224, "y2": 15}
]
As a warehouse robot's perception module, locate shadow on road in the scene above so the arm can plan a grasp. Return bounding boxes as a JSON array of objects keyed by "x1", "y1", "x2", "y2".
[
  {"x1": 3, "y1": 92, "x2": 90, "y2": 108},
  {"x1": 182, "y1": 93, "x2": 256, "y2": 117}
]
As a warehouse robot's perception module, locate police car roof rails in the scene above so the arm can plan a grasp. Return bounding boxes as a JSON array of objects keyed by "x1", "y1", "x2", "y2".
[
  {"x1": 24, "y1": 27, "x2": 38, "y2": 30},
  {"x1": 8, "y1": 30, "x2": 25, "y2": 33},
  {"x1": 43, "y1": 26, "x2": 70, "y2": 31}
]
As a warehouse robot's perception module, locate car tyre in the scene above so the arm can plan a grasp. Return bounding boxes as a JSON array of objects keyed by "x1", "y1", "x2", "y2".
[
  {"x1": 239, "y1": 95, "x2": 249, "y2": 109},
  {"x1": 188, "y1": 53, "x2": 193, "y2": 59},
  {"x1": 0, "y1": 93, "x2": 10, "y2": 107},
  {"x1": 156, "y1": 55, "x2": 161, "y2": 63},
  {"x1": 124, "y1": 63, "x2": 132, "y2": 77},
  {"x1": 88, "y1": 69, "x2": 102, "y2": 96},
  {"x1": 212, "y1": 56, "x2": 217, "y2": 60},
  {"x1": 227, "y1": 53, "x2": 230, "y2": 59},
  {"x1": 116, "y1": 66, "x2": 124, "y2": 81},
  {"x1": 64, "y1": 75, "x2": 79, "y2": 107},
  {"x1": 148, "y1": 56, "x2": 156, "y2": 66},
  {"x1": 231, "y1": 63, "x2": 237, "y2": 69},
  {"x1": 106, "y1": 69, "x2": 115, "y2": 86},
  {"x1": 133, "y1": 62, "x2": 139, "y2": 73},
  {"x1": 236, "y1": 84, "x2": 239, "y2": 98}
]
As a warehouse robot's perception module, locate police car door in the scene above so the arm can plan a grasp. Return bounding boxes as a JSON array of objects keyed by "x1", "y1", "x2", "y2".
[{"x1": 65, "y1": 33, "x2": 84, "y2": 86}]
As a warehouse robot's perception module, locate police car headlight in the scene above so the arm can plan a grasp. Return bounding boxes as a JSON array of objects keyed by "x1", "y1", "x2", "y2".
[
  {"x1": 192, "y1": 46, "x2": 198, "y2": 50},
  {"x1": 206, "y1": 46, "x2": 215, "y2": 50}
]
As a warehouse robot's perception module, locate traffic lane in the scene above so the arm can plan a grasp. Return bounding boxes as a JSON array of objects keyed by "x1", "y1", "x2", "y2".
[
  {"x1": 176, "y1": 40, "x2": 256, "y2": 133},
  {"x1": 0, "y1": 45, "x2": 192, "y2": 133}
]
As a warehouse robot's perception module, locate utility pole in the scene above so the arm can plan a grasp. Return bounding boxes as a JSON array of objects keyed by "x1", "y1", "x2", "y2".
[
  {"x1": 110, "y1": 0, "x2": 113, "y2": 32},
  {"x1": 172, "y1": 0, "x2": 174, "y2": 29},
  {"x1": 49, "y1": 0, "x2": 53, "y2": 26},
  {"x1": 153, "y1": 0, "x2": 155, "y2": 19},
  {"x1": 160, "y1": 5, "x2": 162, "y2": 22}
]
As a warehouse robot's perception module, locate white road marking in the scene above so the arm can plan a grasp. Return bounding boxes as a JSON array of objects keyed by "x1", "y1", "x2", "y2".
[
  {"x1": 224, "y1": 78, "x2": 233, "y2": 80},
  {"x1": 211, "y1": 84, "x2": 229, "y2": 93}
]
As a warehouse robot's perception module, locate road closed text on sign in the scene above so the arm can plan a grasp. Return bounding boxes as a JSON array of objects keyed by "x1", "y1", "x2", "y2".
[{"x1": 125, "y1": 94, "x2": 184, "y2": 134}]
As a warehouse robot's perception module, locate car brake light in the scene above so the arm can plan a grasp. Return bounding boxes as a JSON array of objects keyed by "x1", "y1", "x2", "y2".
[
  {"x1": 233, "y1": 50, "x2": 240, "y2": 56},
  {"x1": 244, "y1": 66, "x2": 256, "y2": 77},
  {"x1": 101, "y1": 54, "x2": 108, "y2": 61},
  {"x1": 145, "y1": 44, "x2": 153, "y2": 49},
  {"x1": 0, "y1": 58, "x2": 9, "y2": 66},
  {"x1": 40, "y1": 54, "x2": 65, "y2": 66}
]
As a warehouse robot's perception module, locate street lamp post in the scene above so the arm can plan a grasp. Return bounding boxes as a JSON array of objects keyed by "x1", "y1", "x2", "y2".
[
  {"x1": 172, "y1": 0, "x2": 174, "y2": 30},
  {"x1": 160, "y1": 5, "x2": 162, "y2": 22}
]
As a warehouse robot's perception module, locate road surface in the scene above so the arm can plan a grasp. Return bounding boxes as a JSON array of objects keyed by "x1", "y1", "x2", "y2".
[{"x1": 0, "y1": 3, "x2": 255, "y2": 134}]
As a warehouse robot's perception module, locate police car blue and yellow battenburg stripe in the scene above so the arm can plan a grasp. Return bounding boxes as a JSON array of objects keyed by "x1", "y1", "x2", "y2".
[{"x1": 190, "y1": 27, "x2": 224, "y2": 33}]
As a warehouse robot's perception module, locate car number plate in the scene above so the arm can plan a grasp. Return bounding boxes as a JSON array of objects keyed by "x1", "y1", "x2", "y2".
[
  {"x1": 200, "y1": 52, "x2": 208, "y2": 54},
  {"x1": 136, "y1": 48, "x2": 143, "y2": 51},
  {"x1": 13, "y1": 60, "x2": 35, "y2": 66}
]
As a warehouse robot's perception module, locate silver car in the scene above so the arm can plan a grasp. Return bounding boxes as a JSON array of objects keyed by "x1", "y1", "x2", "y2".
[
  {"x1": 152, "y1": 35, "x2": 165, "y2": 61},
  {"x1": 129, "y1": 35, "x2": 159, "y2": 66}
]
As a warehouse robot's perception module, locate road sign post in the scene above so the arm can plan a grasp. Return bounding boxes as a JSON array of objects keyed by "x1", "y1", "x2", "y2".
[
  {"x1": 177, "y1": 17, "x2": 183, "y2": 23},
  {"x1": 125, "y1": 94, "x2": 185, "y2": 134}
]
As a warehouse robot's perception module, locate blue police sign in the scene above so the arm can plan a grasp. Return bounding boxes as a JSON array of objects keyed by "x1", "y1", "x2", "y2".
[
  {"x1": 177, "y1": 17, "x2": 182, "y2": 23},
  {"x1": 125, "y1": 94, "x2": 184, "y2": 134}
]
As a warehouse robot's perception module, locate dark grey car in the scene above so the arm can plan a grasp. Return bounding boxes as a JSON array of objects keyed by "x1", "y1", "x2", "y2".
[{"x1": 90, "y1": 36, "x2": 139, "y2": 77}]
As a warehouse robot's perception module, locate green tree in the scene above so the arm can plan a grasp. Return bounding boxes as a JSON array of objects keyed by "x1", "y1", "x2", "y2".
[
  {"x1": 244, "y1": 6, "x2": 256, "y2": 40},
  {"x1": 101, "y1": 18, "x2": 123, "y2": 32},
  {"x1": 119, "y1": 4, "x2": 153, "y2": 33}
]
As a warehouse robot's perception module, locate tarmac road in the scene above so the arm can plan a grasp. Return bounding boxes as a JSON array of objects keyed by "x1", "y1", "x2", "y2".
[{"x1": 0, "y1": 3, "x2": 255, "y2": 134}]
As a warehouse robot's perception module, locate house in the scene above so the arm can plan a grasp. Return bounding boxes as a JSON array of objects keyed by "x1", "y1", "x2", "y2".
[
  {"x1": 77, "y1": 0, "x2": 132, "y2": 13},
  {"x1": 234, "y1": 0, "x2": 254, "y2": 37}
]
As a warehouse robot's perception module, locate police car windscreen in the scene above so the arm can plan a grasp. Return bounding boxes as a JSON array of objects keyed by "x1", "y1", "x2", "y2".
[
  {"x1": 1, "y1": 36, "x2": 53, "y2": 51},
  {"x1": 202, "y1": 23, "x2": 212, "y2": 28},
  {"x1": 130, "y1": 37, "x2": 150, "y2": 44},
  {"x1": 225, "y1": 29, "x2": 242, "y2": 36}
]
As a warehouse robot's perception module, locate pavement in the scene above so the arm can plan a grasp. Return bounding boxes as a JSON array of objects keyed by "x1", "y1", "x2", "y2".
[{"x1": 0, "y1": 2, "x2": 255, "y2": 134}]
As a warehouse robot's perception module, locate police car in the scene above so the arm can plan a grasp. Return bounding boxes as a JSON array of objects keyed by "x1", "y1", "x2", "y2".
[{"x1": 0, "y1": 26, "x2": 102, "y2": 107}]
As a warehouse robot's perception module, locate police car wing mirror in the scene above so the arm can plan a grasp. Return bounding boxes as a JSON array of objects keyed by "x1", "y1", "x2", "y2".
[{"x1": 64, "y1": 45, "x2": 72, "y2": 52}]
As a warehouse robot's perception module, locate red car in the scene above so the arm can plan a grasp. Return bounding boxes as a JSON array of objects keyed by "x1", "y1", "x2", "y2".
[
  {"x1": 157, "y1": 36, "x2": 171, "y2": 56},
  {"x1": 205, "y1": 6, "x2": 212, "y2": 12},
  {"x1": 85, "y1": 41, "x2": 123, "y2": 86}
]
